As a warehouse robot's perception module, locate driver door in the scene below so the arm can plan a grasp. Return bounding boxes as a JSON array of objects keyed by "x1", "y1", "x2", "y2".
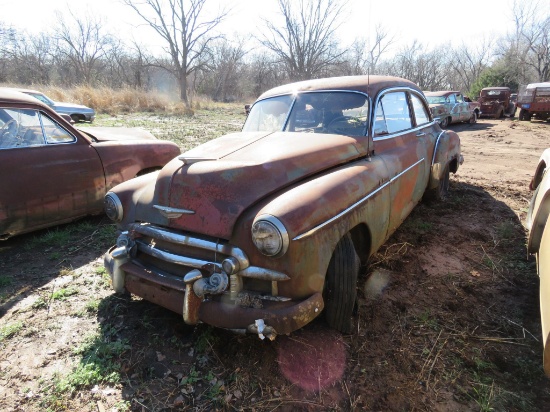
[{"x1": 0, "y1": 108, "x2": 105, "y2": 238}]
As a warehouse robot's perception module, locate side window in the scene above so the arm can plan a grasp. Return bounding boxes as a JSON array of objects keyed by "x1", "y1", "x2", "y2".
[
  {"x1": 448, "y1": 94, "x2": 457, "y2": 104},
  {"x1": 376, "y1": 91, "x2": 412, "y2": 134},
  {"x1": 40, "y1": 113, "x2": 76, "y2": 143},
  {"x1": 0, "y1": 108, "x2": 46, "y2": 149},
  {"x1": 410, "y1": 94, "x2": 430, "y2": 125},
  {"x1": 456, "y1": 94, "x2": 464, "y2": 103}
]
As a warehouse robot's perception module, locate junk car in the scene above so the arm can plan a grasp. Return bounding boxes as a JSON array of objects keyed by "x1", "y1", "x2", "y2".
[
  {"x1": 0, "y1": 89, "x2": 181, "y2": 239},
  {"x1": 424, "y1": 91, "x2": 478, "y2": 127},
  {"x1": 526, "y1": 148, "x2": 550, "y2": 376},
  {"x1": 104, "y1": 75, "x2": 462, "y2": 339},
  {"x1": 2, "y1": 87, "x2": 96, "y2": 123},
  {"x1": 517, "y1": 83, "x2": 550, "y2": 121},
  {"x1": 478, "y1": 87, "x2": 516, "y2": 118}
]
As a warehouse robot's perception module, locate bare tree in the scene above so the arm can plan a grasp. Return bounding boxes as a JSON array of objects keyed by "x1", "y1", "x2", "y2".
[
  {"x1": 260, "y1": 0, "x2": 346, "y2": 81},
  {"x1": 511, "y1": 0, "x2": 550, "y2": 82},
  {"x1": 122, "y1": 0, "x2": 229, "y2": 106},
  {"x1": 54, "y1": 9, "x2": 114, "y2": 85},
  {"x1": 449, "y1": 39, "x2": 494, "y2": 93}
]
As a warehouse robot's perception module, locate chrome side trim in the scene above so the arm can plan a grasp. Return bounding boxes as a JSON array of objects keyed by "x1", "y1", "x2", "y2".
[
  {"x1": 130, "y1": 223, "x2": 249, "y2": 269},
  {"x1": 373, "y1": 121, "x2": 438, "y2": 141},
  {"x1": 431, "y1": 131, "x2": 446, "y2": 166},
  {"x1": 177, "y1": 156, "x2": 217, "y2": 164},
  {"x1": 153, "y1": 205, "x2": 195, "y2": 218},
  {"x1": 293, "y1": 158, "x2": 425, "y2": 240}
]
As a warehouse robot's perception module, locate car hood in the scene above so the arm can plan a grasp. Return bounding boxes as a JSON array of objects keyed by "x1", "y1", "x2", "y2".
[
  {"x1": 137, "y1": 131, "x2": 364, "y2": 239},
  {"x1": 53, "y1": 101, "x2": 93, "y2": 111},
  {"x1": 78, "y1": 127, "x2": 157, "y2": 142}
]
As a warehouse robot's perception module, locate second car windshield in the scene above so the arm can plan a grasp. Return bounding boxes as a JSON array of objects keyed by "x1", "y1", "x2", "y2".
[{"x1": 243, "y1": 91, "x2": 369, "y2": 137}]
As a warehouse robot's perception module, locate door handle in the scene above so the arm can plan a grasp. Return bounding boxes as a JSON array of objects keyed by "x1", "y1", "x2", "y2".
[{"x1": 416, "y1": 132, "x2": 426, "y2": 137}]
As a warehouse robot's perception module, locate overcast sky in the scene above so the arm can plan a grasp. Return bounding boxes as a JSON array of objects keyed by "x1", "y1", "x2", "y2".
[{"x1": 0, "y1": 0, "x2": 521, "y2": 55}]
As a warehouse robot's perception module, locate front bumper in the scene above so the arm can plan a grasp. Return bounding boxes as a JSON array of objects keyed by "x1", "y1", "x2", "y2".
[{"x1": 104, "y1": 224, "x2": 324, "y2": 338}]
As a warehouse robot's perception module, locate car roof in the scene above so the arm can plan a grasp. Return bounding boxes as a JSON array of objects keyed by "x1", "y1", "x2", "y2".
[
  {"x1": 526, "y1": 82, "x2": 550, "y2": 89},
  {"x1": 424, "y1": 91, "x2": 460, "y2": 97},
  {"x1": 0, "y1": 88, "x2": 48, "y2": 106},
  {"x1": 481, "y1": 87, "x2": 510, "y2": 91},
  {"x1": 257, "y1": 75, "x2": 422, "y2": 101}
]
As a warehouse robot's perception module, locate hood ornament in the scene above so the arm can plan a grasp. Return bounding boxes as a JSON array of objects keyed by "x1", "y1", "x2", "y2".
[{"x1": 153, "y1": 205, "x2": 195, "y2": 219}]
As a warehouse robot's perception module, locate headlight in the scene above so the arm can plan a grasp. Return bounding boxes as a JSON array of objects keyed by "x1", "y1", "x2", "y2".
[
  {"x1": 104, "y1": 192, "x2": 123, "y2": 222},
  {"x1": 251, "y1": 215, "x2": 289, "y2": 257}
]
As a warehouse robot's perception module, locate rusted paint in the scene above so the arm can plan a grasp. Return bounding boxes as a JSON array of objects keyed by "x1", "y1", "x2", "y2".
[
  {"x1": 425, "y1": 91, "x2": 477, "y2": 125},
  {"x1": 478, "y1": 87, "x2": 515, "y2": 118},
  {"x1": 105, "y1": 75, "x2": 462, "y2": 335},
  {"x1": 0, "y1": 89, "x2": 180, "y2": 239}
]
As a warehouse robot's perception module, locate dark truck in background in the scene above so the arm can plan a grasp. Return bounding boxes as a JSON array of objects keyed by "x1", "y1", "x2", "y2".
[
  {"x1": 478, "y1": 87, "x2": 516, "y2": 119},
  {"x1": 518, "y1": 83, "x2": 550, "y2": 121}
]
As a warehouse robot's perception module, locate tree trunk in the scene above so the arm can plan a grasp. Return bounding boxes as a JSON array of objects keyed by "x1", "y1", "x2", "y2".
[{"x1": 179, "y1": 71, "x2": 189, "y2": 106}]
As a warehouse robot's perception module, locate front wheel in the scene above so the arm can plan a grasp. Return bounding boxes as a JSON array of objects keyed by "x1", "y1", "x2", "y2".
[
  {"x1": 468, "y1": 112, "x2": 477, "y2": 124},
  {"x1": 440, "y1": 117, "x2": 449, "y2": 128},
  {"x1": 324, "y1": 234, "x2": 360, "y2": 334},
  {"x1": 425, "y1": 164, "x2": 450, "y2": 202}
]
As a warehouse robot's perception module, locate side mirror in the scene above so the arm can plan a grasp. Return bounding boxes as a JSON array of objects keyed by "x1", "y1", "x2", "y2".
[{"x1": 244, "y1": 104, "x2": 251, "y2": 115}]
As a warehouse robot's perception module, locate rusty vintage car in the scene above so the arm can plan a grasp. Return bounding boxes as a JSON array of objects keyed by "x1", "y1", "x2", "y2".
[
  {"x1": 0, "y1": 89, "x2": 181, "y2": 239},
  {"x1": 526, "y1": 148, "x2": 550, "y2": 376},
  {"x1": 104, "y1": 75, "x2": 462, "y2": 339},
  {"x1": 517, "y1": 82, "x2": 550, "y2": 121},
  {"x1": 478, "y1": 87, "x2": 516, "y2": 118},
  {"x1": 424, "y1": 91, "x2": 478, "y2": 128}
]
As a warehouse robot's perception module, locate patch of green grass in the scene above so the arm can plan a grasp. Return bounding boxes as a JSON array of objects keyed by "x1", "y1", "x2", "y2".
[
  {"x1": 26, "y1": 227, "x2": 72, "y2": 249},
  {"x1": 194, "y1": 325, "x2": 220, "y2": 353},
  {"x1": 404, "y1": 218, "x2": 433, "y2": 233},
  {"x1": 0, "y1": 275, "x2": 12, "y2": 288},
  {"x1": 51, "y1": 287, "x2": 78, "y2": 301},
  {"x1": 46, "y1": 334, "x2": 130, "y2": 396},
  {"x1": 495, "y1": 220, "x2": 518, "y2": 243},
  {"x1": 95, "y1": 224, "x2": 116, "y2": 244},
  {"x1": 0, "y1": 321, "x2": 23, "y2": 342},
  {"x1": 48, "y1": 252, "x2": 62, "y2": 261},
  {"x1": 180, "y1": 366, "x2": 201, "y2": 385},
  {"x1": 414, "y1": 311, "x2": 439, "y2": 331},
  {"x1": 32, "y1": 297, "x2": 48, "y2": 309}
]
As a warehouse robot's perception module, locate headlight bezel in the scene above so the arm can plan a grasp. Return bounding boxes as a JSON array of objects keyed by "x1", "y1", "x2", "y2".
[
  {"x1": 251, "y1": 214, "x2": 289, "y2": 257},
  {"x1": 104, "y1": 192, "x2": 123, "y2": 222}
]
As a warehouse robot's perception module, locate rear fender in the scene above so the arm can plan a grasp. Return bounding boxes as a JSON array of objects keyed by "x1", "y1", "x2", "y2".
[{"x1": 428, "y1": 130, "x2": 461, "y2": 191}]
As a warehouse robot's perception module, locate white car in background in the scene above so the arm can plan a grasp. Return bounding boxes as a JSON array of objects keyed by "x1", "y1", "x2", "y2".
[{"x1": 2, "y1": 87, "x2": 95, "y2": 123}]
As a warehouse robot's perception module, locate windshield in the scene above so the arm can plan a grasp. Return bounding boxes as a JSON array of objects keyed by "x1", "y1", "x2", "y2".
[
  {"x1": 426, "y1": 96, "x2": 446, "y2": 104},
  {"x1": 481, "y1": 90, "x2": 507, "y2": 98},
  {"x1": 243, "y1": 91, "x2": 369, "y2": 136}
]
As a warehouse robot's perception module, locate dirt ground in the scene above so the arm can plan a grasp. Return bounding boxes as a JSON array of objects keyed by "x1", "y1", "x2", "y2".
[{"x1": 1, "y1": 116, "x2": 550, "y2": 411}]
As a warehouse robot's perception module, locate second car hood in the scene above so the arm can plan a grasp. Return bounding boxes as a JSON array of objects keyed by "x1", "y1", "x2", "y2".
[
  {"x1": 78, "y1": 127, "x2": 157, "y2": 142},
  {"x1": 145, "y1": 131, "x2": 364, "y2": 239},
  {"x1": 53, "y1": 101, "x2": 91, "y2": 110}
]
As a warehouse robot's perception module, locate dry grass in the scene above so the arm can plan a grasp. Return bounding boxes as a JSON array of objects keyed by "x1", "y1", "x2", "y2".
[{"x1": 0, "y1": 83, "x2": 231, "y2": 116}]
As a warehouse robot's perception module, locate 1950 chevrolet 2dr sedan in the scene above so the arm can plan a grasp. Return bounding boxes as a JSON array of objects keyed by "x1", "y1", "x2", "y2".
[{"x1": 104, "y1": 75, "x2": 462, "y2": 339}]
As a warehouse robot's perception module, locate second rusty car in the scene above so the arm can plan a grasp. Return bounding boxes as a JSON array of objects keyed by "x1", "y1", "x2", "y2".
[
  {"x1": 104, "y1": 75, "x2": 462, "y2": 338},
  {"x1": 0, "y1": 89, "x2": 181, "y2": 239},
  {"x1": 424, "y1": 91, "x2": 478, "y2": 128}
]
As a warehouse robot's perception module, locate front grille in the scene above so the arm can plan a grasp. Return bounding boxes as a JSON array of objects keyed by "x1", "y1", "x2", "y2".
[{"x1": 126, "y1": 223, "x2": 290, "y2": 301}]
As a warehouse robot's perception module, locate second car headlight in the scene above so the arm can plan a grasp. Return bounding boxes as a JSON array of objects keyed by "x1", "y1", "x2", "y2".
[
  {"x1": 104, "y1": 192, "x2": 123, "y2": 222},
  {"x1": 251, "y1": 215, "x2": 289, "y2": 257}
]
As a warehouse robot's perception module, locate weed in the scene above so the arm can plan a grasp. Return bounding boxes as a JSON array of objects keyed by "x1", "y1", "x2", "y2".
[
  {"x1": 415, "y1": 311, "x2": 439, "y2": 330},
  {"x1": 31, "y1": 297, "x2": 48, "y2": 309},
  {"x1": 0, "y1": 275, "x2": 12, "y2": 288},
  {"x1": 194, "y1": 326, "x2": 220, "y2": 353},
  {"x1": 0, "y1": 321, "x2": 23, "y2": 342},
  {"x1": 27, "y1": 227, "x2": 71, "y2": 249},
  {"x1": 46, "y1": 334, "x2": 131, "y2": 395},
  {"x1": 470, "y1": 380, "x2": 496, "y2": 412},
  {"x1": 180, "y1": 367, "x2": 201, "y2": 385},
  {"x1": 48, "y1": 252, "x2": 61, "y2": 261},
  {"x1": 51, "y1": 287, "x2": 78, "y2": 301},
  {"x1": 496, "y1": 220, "x2": 516, "y2": 242}
]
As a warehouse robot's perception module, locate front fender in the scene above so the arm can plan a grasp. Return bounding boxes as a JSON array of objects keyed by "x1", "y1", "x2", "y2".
[
  {"x1": 528, "y1": 171, "x2": 550, "y2": 254},
  {"x1": 230, "y1": 157, "x2": 391, "y2": 299},
  {"x1": 428, "y1": 130, "x2": 462, "y2": 191}
]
